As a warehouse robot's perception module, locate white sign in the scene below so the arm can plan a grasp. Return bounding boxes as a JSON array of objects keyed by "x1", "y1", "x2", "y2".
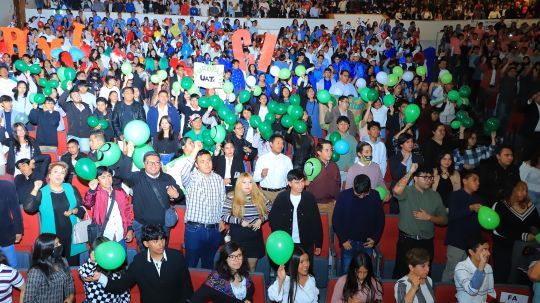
[
  {"x1": 500, "y1": 292, "x2": 529, "y2": 303},
  {"x1": 193, "y1": 62, "x2": 224, "y2": 89}
]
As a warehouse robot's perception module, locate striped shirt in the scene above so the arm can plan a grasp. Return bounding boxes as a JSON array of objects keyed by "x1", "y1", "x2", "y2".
[
  {"x1": 221, "y1": 194, "x2": 272, "y2": 225},
  {"x1": 454, "y1": 257, "x2": 495, "y2": 303},
  {"x1": 394, "y1": 276, "x2": 434, "y2": 303},
  {"x1": 0, "y1": 264, "x2": 24, "y2": 303},
  {"x1": 24, "y1": 266, "x2": 75, "y2": 303},
  {"x1": 452, "y1": 145, "x2": 495, "y2": 171}
]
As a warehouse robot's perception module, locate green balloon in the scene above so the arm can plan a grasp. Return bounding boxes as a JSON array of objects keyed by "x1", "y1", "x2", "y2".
[
  {"x1": 218, "y1": 107, "x2": 230, "y2": 119},
  {"x1": 261, "y1": 127, "x2": 273, "y2": 140},
  {"x1": 294, "y1": 65, "x2": 306, "y2": 76},
  {"x1": 328, "y1": 131, "x2": 341, "y2": 144},
  {"x1": 234, "y1": 103, "x2": 244, "y2": 113},
  {"x1": 249, "y1": 115, "x2": 262, "y2": 128},
  {"x1": 239, "y1": 90, "x2": 251, "y2": 103},
  {"x1": 485, "y1": 117, "x2": 500, "y2": 132},
  {"x1": 359, "y1": 87, "x2": 370, "y2": 102},
  {"x1": 367, "y1": 89, "x2": 379, "y2": 102},
  {"x1": 404, "y1": 104, "x2": 421, "y2": 123},
  {"x1": 124, "y1": 120, "x2": 150, "y2": 146},
  {"x1": 187, "y1": 85, "x2": 200, "y2": 96},
  {"x1": 158, "y1": 70, "x2": 167, "y2": 81},
  {"x1": 375, "y1": 185, "x2": 387, "y2": 200},
  {"x1": 354, "y1": 115, "x2": 362, "y2": 124},
  {"x1": 121, "y1": 62, "x2": 133, "y2": 75},
  {"x1": 210, "y1": 95, "x2": 223, "y2": 108},
  {"x1": 331, "y1": 152, "x2": 340, "y2": 162},
  {"x1": 96, "y1": 142, "x2": 122, "y2": 166},
  {"x1": 49, "y1": 79, "x2": 59, "y2": 88},
  {"x1": 38, "y1": 78, "x2": 48, "y2": 87},
  {"x1": 43, "y1": 87, "x2": 53, "y2": 96},
  {"x1": 278, "y1": 68, "x2": 291, "y2": 80},
  {"x1": 223, "y1": 81, "x2": 234, "y2": 94},
  {"x1": 181, "y1": 76, "x2": 193, "y2": 90},
  {"x1": 224, "y1": 113, "x2": 237, "y2": 125},
  {"x1": 304, "y1": 158, "x2": 322, "y2": 181},
  {"x1": 450, "y1": 120, "x2": 461, "y2": 129},
  {"x1": 14, "y1": 60, "x2": 28, "y2": 72},
  {"x1": 258, "y1": 122, "x2": 272, "y2": 135},
  {"x1": 383, "y1": 94, "x2": 395, "y2": 107},
  {"x1": 274, "y1": 103, "x2": 288, "y2": 115},
  {"x1": 478, "y1": 206, "x2": 500, "y2": 230},
  {"x1": 29, "y1": 93, "x2": 36, "y2": 103},
  {"x1": 74, "y1": 158, "x2": 97, "y2": 181},
  {"x1": 98, "y1": 119, "x2": 109, "y2": 130},
  {"x1": 57, "y1": 67, "x2": 66, "y2": 82},
  {"x1": 172, "y1": 81, "x2": 181, "y2": 92},
  {"x1": 265, "y1": 113, "x2": 276, "y2": 124},
  {"x1": 29, "y1": 64, "x2": 42, "y2": 74},
  {"x1": 94, "y1": 241, "x2": 126, "y2": 270},
  {"x1": 253, "y1": 86, "x2": 262, "y2": 96},
  {"x1": 281, "y1": 114, "x2": 295, "y2": 128},
  {"x1": 416, "y1": 65, "x2": 427, "y2": 77},
  {"x1": 210, "y1": 125, "x2": 227, "y2": 144},
  {"x1": 13, "y1": 112, "x2": 29, "y2": 124},
  {"x1": 440, "y1": 72, "x2": 453, "y2": 84},
  {"x1": 386, "y1": 74, "x2": 398, "y2": 87},
  {"x1": 63, "y1": 67, "x2": 76, "y2": 81},
  {"x1": 459, "y1": 85, "x2": 472, "y2": 98},
  {"x1": 317, "y1": 90, "x2": 331, "y2": 104},
  {"x1": 392, "y1": 66, "x2": 404, "y2": 77},
  {"x1": 287, "y1": 105, "x2": 304, "y2": 120},
  {"x1": 159, "y1": 57, "x2": 169, "y2": 70},
  {"x1": 456, "y1": 110, "x2": 469, "y2": 122},
  {"x1": 289, "y1": 94, "x2": 301, "y2": 106},
  {"x1": 266, "y1": 231, "x2": 294, "y2": 265},
  {"x1": 267, "y1": 101, "x2": 278, "y2": 113},
  {"x1": 461, "y1": 116, "x2": 474, "y2": 128},
  {"x1": 132, "y1": 144, "x2": 155, "y2": 169},
  {"x1": 87, "y1": 116, "x2": 99, "y2": 128},
  {"x1": 198, "y1": 96, "x2": 210, "y2": 108},
  {"x1": 150, "y1": 74, "x2": 160, "y2": 84},
  {"x1": 448, "y1": 90, "x2": 460, "y2": 102},
  {"x1": 34, "y1": 94, "x2": 46, "y2": 104},
  {"x1": 293, "y1": 120, "x2": 307, "y2": 133}
]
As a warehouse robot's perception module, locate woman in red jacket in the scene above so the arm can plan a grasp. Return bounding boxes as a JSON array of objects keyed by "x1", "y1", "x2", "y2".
[{"x1": 83, "y1": 166, "x2": 134, "y2": 250}]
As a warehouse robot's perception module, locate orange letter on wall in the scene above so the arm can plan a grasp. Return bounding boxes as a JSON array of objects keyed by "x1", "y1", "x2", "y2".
[
  {"x1": 257, "y1": 33, "x2": 277, "y2": 73},
  {"x1": 71, "y1": 22, "x2": 85, "y2": 47},
  {"x1": 231, "y1": 29, "x2": 277, "y2": 72},
  {"x1": 37, "y1": 37, "x2": 63, "y2": 60},
  {"x1": 0, "y1": 27, "x2": 28, "y2": 56}
]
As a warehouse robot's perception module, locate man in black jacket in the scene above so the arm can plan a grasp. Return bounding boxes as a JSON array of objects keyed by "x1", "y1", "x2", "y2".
[
  {"x1": 478, "y1": 144, "x2": 521, "y2": 206},
  {"x1": 58, "y1": 83, "x2": 93, "y2": 152},
  {"x1": 121, "y1": 144, "x2": 184, "y2": 250},
  {"x1": 60, "y1": 139, "x2": 87, "y2": 183},
  {"x1": 89, "y1": 224, "x2": 194, "y2": 303},
  {"x1": 0, "y1": 180, "x2": 23, "y2": 267},
  {"x1": 269, "y1": 169, "x2": 323, "y2": 268},
  {"x1": 88, "y1": 130, "x2": 127, "y2": 187},
  {"x1": 111, "y1": 87, "x2": 146, "y2": 141}
]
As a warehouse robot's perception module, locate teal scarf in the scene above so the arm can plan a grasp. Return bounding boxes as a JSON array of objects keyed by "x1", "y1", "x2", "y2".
[{"x1": 39, "y1": 184, "x2": 87, "y2": 256}]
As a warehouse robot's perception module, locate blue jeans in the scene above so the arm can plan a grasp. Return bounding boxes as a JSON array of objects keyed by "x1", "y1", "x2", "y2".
[
  {"x1": 0, "y1": 245, "x2": 17, "y2": 268},
  {"x1": 184, "y1": 224, "x2": 221, "y2": 269},
  {"x1": 67, "y1": 136, "x2": 90, "y2": 153},
  {"x1": 132, "y1": 220, "x2": 170, "y2": 252},
  {"x1": 340, "y1": 240, "x2": 374, "y2": 276}
]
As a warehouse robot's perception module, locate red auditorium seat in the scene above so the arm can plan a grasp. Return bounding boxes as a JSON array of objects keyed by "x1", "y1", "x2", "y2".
[
  {"x1": 57, "y1": 131, "x2": 68, "y2": 155},
  {"x1": 262, "y1": 221, "x2": 272, "y2": 246},
  {"x1": 63, "y1": 116, "x2": 69, "y2": 133},
  {"x1": 169, "y1": 206, "x2": 186, "y2": 251},
  {"x1": 190, "y1": 268, "x2": 211, "y2": 291},
  {"x1": 0, "y1": 174, "x2": 13, "y2": 181},
  {"x1": 379, "y1": 215, "x2": 399, "y2": 262},
  {"x1": 15, "y1": 209, "x2": 40, "y2": 252},
  {"x1": 382, "y1": 280, "x2": 396, "y2": 303},
  {"x1": 71, "y1": 175, "x2": 89, "y2": 197},
  {"x1": 434, "y1": 283, "x2": 456, "y2": 302},
  {"x1": 11, "y1": 271, "x2": 26, "y2": 302},
  {"x1": 42, "y1": 151, "x2": 58, "y2": 162},
  {"x1": 326, "y1": 278, "x2": 339, "y2": 303},
  {"x1": 495, "y1": 284, "x2": 532, "y2": 302},
  {"x1": 72, "y1": 268, "x2": 86, "y2": 302},
  {"x1": 433, "y1": 225, "x2": 448, "y2": 263}
]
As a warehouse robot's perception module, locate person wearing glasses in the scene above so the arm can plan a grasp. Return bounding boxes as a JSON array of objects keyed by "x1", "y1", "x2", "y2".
[
  {"x1": 191, "y1": 242, "x2": 255, "y2": 303},
  {"x1": 120, "y1": 143, "x2": 184, "y2": 250},
  {"x1": 333, "y1": 174, "x2": 385, "y2": 275},
  {"x1": 391, "y1": 164, "x2": 447, "y2": 279},
  {"x1": 325, "y1": 95, "x2": 358, "y2": 136},
  {"x1": 329, "y1": 70, "x2": 358, "y2": 98}
]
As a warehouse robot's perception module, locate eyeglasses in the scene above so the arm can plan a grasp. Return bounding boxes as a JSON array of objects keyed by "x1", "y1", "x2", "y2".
[
  {"x1": 145, "y1": 161, "x2": 162, "y2": 166},
  {"x1": 228, "y1": 254, "x2": 243, "y2": 260},
  {"x1": 417, "y1": 175, "x2": 434, "y2": 181}
]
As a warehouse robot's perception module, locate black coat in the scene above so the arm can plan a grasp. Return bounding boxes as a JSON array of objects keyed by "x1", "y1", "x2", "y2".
[
  {"x1": 0, "y1": 127, "x2": 43, "y2": 175},
  {"x1": 389, "y1": 152, "x2": 424, "y2": 190},
  {"x1": 60, "y1": 152, "x2": 87, "y2": 183},
  {"x1": 111, "y1": 101, "x2": 146, "y2": 139},
  {"x1": 478, "y1": 157, "x2": 521, "y2": 206},
  {"x1": 58, "y1": 90, "x2": 93, "y2": 138},
  {"x1": 269, "y1": 191, "x2": 323, "y2": 248},
  {"x1": 28, "y1": 108, "x2": 60, "y2": 146},
  {"x1": 521, "y1": 101, "x2": 540, "y2": 136},
  {"x1": 105, "y1": 249, "x2": 194, "y2": 303},
  {"x1": 285, "y1": 132, "x2": 314, "y2": 169},
  {"x1": 212, "y1": 154, "x2": 246, "y2": 192}
]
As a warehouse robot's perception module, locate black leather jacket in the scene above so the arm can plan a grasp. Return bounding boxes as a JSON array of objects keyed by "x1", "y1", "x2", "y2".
[{"x1": 111, "y1": 101, "x2": 146, "y2": 139}]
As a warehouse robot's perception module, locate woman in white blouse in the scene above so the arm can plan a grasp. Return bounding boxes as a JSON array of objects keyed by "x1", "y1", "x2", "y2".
[{"x1": 268, "y1": 246, "x2": 319, "y2": 303}]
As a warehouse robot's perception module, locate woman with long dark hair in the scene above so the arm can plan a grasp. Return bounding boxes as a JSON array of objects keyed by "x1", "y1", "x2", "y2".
[
  {"x1": 432, "y1": 152, "x2": 461, "y2": 208},
  {"x1": 24, "y1": 233, "x2": 75, "y2": 302},
  {"x1": 191, "y1": 242, "x2": 254, "y2": 302},
  {"x1": 331, "y1": 252, "x2": 382, "y2": 303},
  {"x1": 453, "y1": 128, "x2": 497, "y2": 171},
  {"x1": 152, "y1": 116, "x2": 179, "y2": 165},
  {"x1": 268, "y1": 246, "x2": 319, "y2": 303},
  {"x1": 13, "y1": 80, "x2": 35, "y2": 116}
]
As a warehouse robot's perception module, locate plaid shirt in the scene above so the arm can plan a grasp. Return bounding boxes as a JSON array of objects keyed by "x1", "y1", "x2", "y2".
[
  {"x1": 180, "y1": 158, "x2": 226, "y2": 224},
  {"x1": 453, "y1": 145, "x2": 495, "y2": 171},
  {"x1": 24, "y1": 266, "x2": 74, "y2": 303}
]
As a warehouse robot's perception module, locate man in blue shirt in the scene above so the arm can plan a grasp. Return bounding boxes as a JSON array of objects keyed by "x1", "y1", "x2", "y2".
[
  {"x1": 230, "y1": 60, "x2": 246, "y2": 93},
  {"x1": 126, "y1": 12, "x2": 140, "y2": 27}
]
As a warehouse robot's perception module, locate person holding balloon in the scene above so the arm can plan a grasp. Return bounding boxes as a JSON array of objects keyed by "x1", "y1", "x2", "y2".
[
  {"x1": 59, "y1": 139, "x2": 86, "y2": 183},
  {"x1": 191, "y1": 241, "x2": 255, "y2": 302},
  {"x1": 285, "y1": 110, "x2": 315, "y2": 170},
  {"x1": 91, "y1": 97, "x2": 115, "y2": 141},
  {"x1": 324, "y1": 95, "x2": 358, "y2": 137},
  {"x1": 111, "y1": 87, "x2": 146, "y2": 143},
  {"x1": 28, "y1": 97, "x2": 61, "y2": 149},
  {"x1": 57, "y1": 81, "x2": 93, "y2": 152},
  {"x1": 83, "y1": 166, "x2": 134, "y2": 250},
  {"x1": 453, "y1": 128, "x2": 497, "y2": 171},
  {"x1": 492, "y1": 181, "x2": 540, "y2": 284},
  {"x1": 325, "y1": 116, "x2": 358, "y2": 188},
  {"x1": 23, "y1": 233, "x2": 75, "y2": 303},
  {"x1": 268, "y1": 245, "x2": 319, "y2": 303}
]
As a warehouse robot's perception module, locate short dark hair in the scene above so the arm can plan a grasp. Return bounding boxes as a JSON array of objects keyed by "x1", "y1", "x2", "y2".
[
  {"x1": 287, "y1": 168, "x2": 305, "y2": 182},
  {"x1": 122, "y1": 86, "x2": 134, "y2": 94},
  {"x1": 96, "y1": 97, "x2": 108, "y2": 104},
  {"x1": 336, "y1": 116, "x2": 350, "y2": 125},
  {"x1": 143, "y1": 151, "x2": 160, "y2": 162},
  {"x1": 353, "y1": 174, "x2": 371, "y2": 194},
  {"x1": 397, "y1": 133, "x2": 414, "y2": 146},
  {"x1": 495, "y1": 143, "x2": 513, "y2": 155},
  {"x1": 67, "y1": 138, "x2": 79, "y2": 145},
  {"x1": 465, "y1": 236, "x2": 488, "y2": 256},
  {"x1": 15, "y1": 158, "x2": 31, "y2": 168},
  {"x1": 367, "y1": 121, "x2": 381, "y2": 130},
  {"x1": 269, "y1": 133, "x2": 284, "y2": 143},
  {"x1": 413, "y1": 165, "x2": 432, "y2": 177},
  {"x1": 316, "y1": 139, "x2": 332, "y2": 154},
  {"x1": 461, "y1": 169, "x2": 479, "y2": 180},
  {"x1": 142, "y1": 224, "x2": 167, "y2": 242},
  {"x1": 356, "y1": 141, "x2": 371, "y2": 154},
  {"x1": 406, "y1": 248, "x2": 431, "y2": 266},
  {"x1": 195, "y1": 149, "x2": 212, "y2": 160},
  {"x1": 0, "y1": 95, "x2": 13, "y2": 102},
  {"x1": 96, "y1": 166, "x2": 113, "y2": 177}
]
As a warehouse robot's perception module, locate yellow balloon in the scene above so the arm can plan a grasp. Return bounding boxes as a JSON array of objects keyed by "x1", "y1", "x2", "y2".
[{"x1": 154, "y1": 31, "x2": 161, "y2": 39}]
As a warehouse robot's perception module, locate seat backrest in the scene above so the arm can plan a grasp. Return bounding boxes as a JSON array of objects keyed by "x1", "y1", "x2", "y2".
[
  {"x1": 326, "y1": 278, "x2": 339, "y2": 303},
  {"x1": 72, "y1": 268, "x2": 86, "y2": 302},
  {"x1": 11, "y1": 271, "x2": 26, "y2": 302},
  {"x1": 320, "y1": 213, "x2": 329, "y2": 257},
  {"x1": 382, "y1": 280, "x2": 397, "y2": 303},
  {"x1": 57, "y1": 131, "x2": 68, "y2": 155},
  {"x1": 379, "y1": 215, "x2": 399, "y2": 261},
  {"x1": 262, "y1": 221, "x2": 271, "y2": 246},
  {"x1": 434, "y1": 282, "x2": 456, "y2": 302},
  {"x1": 433, "y1": 225, "x2": 447, "y2": 263},
  {"x1": 251, "y1": 271, "x2": 267, "y2": 303},
  {"x1": 15, "y1": 209, "x2": 40, "y2": 252},
  {"x1": 71, "y1": 176, "x2": 90, "y2": 197},
  {"x1": 169, "y1": 206, "x2": 186, "y2": 251},
  {"x1": 495, "y1": 284, "x2": 532, "y2": 302},
  {"x1": 190, "y1": 268, "x2": 212, "y2": 291}
]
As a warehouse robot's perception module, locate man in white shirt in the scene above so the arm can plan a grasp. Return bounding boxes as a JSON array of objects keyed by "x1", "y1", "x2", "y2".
[
  {"x1": 361, "y1": 121, "x2": 387, "y2": 177},
  {"x1": 253, "y1": 133, "x2": 293, "y2": 202},
  {"x1": 0, "y1": 67, "x2": 16, "y2": 100},
  {"x1": 454, "y1": 236, "x2": 496, "y2": 303},
  {"x1": 77, "y1": 81, "x2": 97, "y2": 110},
  {"x1": 329, "y1": 70, "x2": 358, "y2": 97},
  {"x1": 99, "y1": 76, "x2": 121, "y2": 100}
]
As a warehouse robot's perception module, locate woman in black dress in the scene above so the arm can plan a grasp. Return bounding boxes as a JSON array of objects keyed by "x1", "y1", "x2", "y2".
[
  {"x1": 432, "y1": 152, "x2": 461, "y2": 208},
  {"x1": 24, "y1": 161, "x2": 87, "y2": 265},
  {"x1": 221, "y1": 173, "x2": 271, "y2": 272}
]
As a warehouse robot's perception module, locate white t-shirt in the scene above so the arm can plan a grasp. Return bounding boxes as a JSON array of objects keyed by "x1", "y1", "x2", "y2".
[
  {"x1": 103, "y1": 193, "x2": 124, "y2": 242},
  {"x1": 14, "y1": 144, "x2": 32, "y2": 176},
  {"x1": 290, "y1": 194, "x2": 301, "y2": 243}
]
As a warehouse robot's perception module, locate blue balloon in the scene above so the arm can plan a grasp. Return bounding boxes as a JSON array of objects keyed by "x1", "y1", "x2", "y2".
[
  {"x1": 334, "y1": 139, "x2": 350, "y2": 155},
  {"x1": 69, "y1": 47, "x2": 84, "y2": 62},
  {"x1": 51, "y1": 48, "x2": 62, "y2": 60}
]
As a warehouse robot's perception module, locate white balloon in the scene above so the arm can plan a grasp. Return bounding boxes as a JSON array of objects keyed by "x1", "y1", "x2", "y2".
[
  {"x1": 246, "y1": 76, "x2": 256, "y2": 87},
  {"x1": 376, "y1": 72, "x2": 388, "y2": 85},
  {"x1": 356, "y1": 78, "x2": 367, "y2": 88},
  {"x1": 402, "y1": 71, "x2": 414, "y2": 82},
  {"x1": 126, "y1": 73, "x2": 134, "y2": 80},
  {"x1": 270, "y1": 66, "x2": 280, "y2": 77},
  {"x1": 228, "y1": 93, "x2": 236, "y2": 103}
]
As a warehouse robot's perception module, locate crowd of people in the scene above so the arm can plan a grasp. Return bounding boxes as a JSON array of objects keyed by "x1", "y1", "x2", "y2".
[{"x1": 0, "y1": 4, "x2": 540, "y2": 303}]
